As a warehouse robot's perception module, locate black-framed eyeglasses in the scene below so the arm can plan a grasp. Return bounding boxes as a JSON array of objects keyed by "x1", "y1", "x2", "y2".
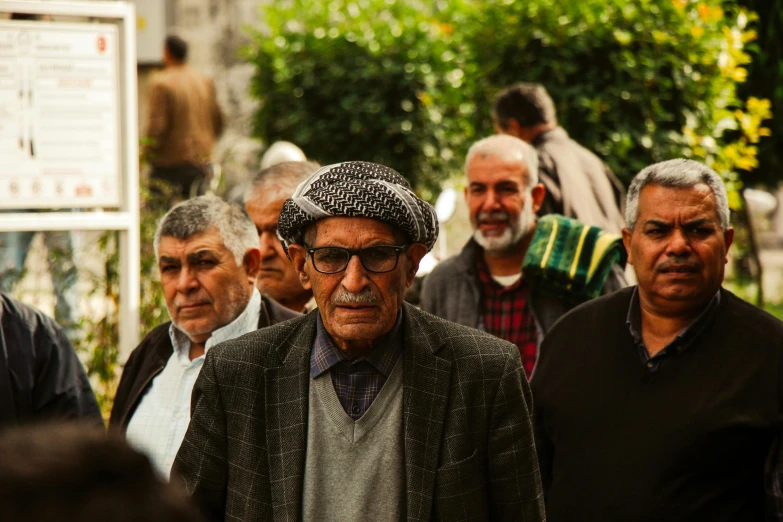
[{"x1": 305, "y1": 244, "x2": 409, "y2": 274}]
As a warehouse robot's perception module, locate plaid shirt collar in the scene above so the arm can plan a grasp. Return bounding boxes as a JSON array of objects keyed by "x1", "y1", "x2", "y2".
[
  {"x1": 169, "y1": 288, "x2": 262, "y2": 361},
  {"x1": 476, "y1": 255, "x2": 525, "y2": 292},
  {"x1": 626, "y1": 286, "x2": 720, "y2": 360},
  {"x1": 310, "y1": 308, "x2": 404, "y2": 379}
]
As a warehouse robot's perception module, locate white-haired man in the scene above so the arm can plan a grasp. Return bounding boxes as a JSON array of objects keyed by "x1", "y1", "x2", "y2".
[
  {"x1": 109, "y1": 196, "x2": 298, "y2": 478},
  {"x1": 421, "y1": 135, "x2": 626, "y2": 378},
  {"x1": 532, "y1": 159, "x2": 783, "y2": 520}
]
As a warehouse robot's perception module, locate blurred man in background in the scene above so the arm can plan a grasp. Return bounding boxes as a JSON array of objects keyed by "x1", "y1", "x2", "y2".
[
  {"x1": 244, "y1": 161, "x2": 320, "y2": 313},
  {"x1": 493, "y1": 82, "x2": 625, "y2": 233},
  {"x1": 144, "y1": 35, "x2": 224, "y2": 198},
  {"x1": 421, "y1": 135, "x2": 626, "y2": 378}
]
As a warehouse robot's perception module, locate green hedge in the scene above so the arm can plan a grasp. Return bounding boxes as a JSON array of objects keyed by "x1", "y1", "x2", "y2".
[
  {"x1": 246, "y1": 0, "x2": 470, "y2": 200},
  {"x1": 247, "y1": 0, "x2": 770, "y2": 204}
]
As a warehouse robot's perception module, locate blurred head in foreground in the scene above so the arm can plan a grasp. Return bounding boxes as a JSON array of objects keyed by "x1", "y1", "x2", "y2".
[{"x1": 0, "y1": 423, "x2": 203, "y2": 522}]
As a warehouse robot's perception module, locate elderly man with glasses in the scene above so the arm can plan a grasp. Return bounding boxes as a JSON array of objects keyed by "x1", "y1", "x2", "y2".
[{"x1": 173, "y1": 162, "x2": 545, "y2": 522}]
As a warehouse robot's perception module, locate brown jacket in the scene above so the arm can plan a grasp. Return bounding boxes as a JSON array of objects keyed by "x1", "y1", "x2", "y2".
[
  {"x1": 535, "y1": 127, "x2": 626, "y2": 234},
  {"x1": 144, "y1": 65, "x2": 224, "y2": 167}
]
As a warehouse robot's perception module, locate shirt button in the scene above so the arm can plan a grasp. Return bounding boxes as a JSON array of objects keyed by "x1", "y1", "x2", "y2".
[
  {"x1": 351, "y1": 405, "x2": 360, "y2": 414},
  {"x1": 647, "y1": 362, "x2": 654, "y2": 369}
]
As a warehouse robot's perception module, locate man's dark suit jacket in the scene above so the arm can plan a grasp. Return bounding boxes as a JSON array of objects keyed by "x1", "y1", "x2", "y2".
[{"x1": 172, "y1": 303, "x2": 545, "y2": 522}]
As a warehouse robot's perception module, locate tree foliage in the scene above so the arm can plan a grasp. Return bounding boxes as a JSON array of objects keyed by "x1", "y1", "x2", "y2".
[
  {"x1": 248, "y1": 0, "x2": 771, "y2": 207},
  {"x1": 736, "y1": 0, "x2": 783, "y2": 187},
  {"x1": 246, "y1": 0, "x2": 471, "y2": 200}
]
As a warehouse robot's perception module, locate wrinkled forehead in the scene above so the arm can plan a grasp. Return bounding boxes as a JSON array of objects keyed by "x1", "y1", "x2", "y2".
[
  {"x1": 637, "y1": 182, "x2": 720, "y2": 223},
  {"x1": 467, "y1": 154, "x2": 528, "y2": 184},
  {"x1": 307, "y1": 217, "x2": 408, "y2": 246}
]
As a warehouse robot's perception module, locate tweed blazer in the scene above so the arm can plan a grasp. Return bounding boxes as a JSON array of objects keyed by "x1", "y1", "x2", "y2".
[{"x1": 172, "y1": 303, "x2": 545, "y2": 522}]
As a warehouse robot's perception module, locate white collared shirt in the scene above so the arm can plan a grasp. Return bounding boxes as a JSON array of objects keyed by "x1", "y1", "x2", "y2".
[{"x1": 126, "y1": 289, "x2": 262, "y2": 479}]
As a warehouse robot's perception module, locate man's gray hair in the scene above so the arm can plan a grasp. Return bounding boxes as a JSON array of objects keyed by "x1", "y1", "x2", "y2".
[
  {"x1": 244, "y1": 161, "x2": 321, "y2": 204},
  {"x1": 153, "y1": 195, "x2": 259, "y2": 265},
  {"x1": 465, "y1": 135, "x2": 539, "y2": 188},
  {"x1": 625, "y1": 159, "x2": 730, "y2": 231}
]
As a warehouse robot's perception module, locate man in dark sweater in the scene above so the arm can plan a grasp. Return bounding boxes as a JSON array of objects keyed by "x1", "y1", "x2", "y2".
[{"x1": 532, "y1": 158, "x2": 783, "y2": 521}]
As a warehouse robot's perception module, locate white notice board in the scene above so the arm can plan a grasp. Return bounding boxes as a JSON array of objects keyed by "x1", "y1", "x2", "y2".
[{"x1": 0, "y1": 20, "x2": 122, "y2": 208}]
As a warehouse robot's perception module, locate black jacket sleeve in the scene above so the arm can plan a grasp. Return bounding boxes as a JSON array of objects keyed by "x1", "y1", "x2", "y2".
[{"x1": 0, "y1": 294, "x2": 102, "y2": 426}]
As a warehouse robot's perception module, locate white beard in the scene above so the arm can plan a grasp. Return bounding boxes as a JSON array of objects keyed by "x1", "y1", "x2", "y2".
[{"x1": 472, "y1": 194, "x2": 535, "y2": 255}]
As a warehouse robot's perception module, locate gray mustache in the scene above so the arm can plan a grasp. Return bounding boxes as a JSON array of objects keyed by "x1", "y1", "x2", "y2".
[
  {"x1": 477, "y1": 211, "x2": 509, "y2": 222},
  {"x1": 333, "y1": 289, "x2": 379, "y2": 304}
]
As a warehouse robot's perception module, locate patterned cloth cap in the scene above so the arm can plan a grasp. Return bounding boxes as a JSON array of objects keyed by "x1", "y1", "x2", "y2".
[{"x1": 277, "y1": 161, "x2": 439, "y2": 252}]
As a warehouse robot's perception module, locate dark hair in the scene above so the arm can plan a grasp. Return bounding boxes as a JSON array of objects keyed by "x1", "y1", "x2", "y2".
[
  {"x1": 165, "y1": 35, "x2": 188, "y2": 62},
  {"x1": 0, "y1": 423, "x2": 203, "y2": 522},
  {"x1": 493, "y1": 83, "x2": 557, "y2": 129}
]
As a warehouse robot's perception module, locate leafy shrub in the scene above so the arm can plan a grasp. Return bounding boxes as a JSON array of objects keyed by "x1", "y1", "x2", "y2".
[
  {"x1": 246, "y1": 0, "x2": 473, "y2": 200},
  {"x1": 737, "y1": 0, "x2": 782, "y2": 187},
  {"x1": 467, "y1": 0, "x2": 770, "y2": 200},
  {"x1": 249, "y1": 0, "x2": 770, "y2": 208}
]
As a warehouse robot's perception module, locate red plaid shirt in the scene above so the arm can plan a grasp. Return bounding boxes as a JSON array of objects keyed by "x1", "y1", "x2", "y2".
[{"x1": 477, "y1": 258, "x2": 538, "y2": 378}]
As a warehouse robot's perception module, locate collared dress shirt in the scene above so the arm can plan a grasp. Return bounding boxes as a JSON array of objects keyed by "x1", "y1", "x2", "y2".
[
  {"x1": 626, "y1": 288, "x2": 783, "y2": 518},
  {"x1": 310, "y1": 309, "x2": 403, "y2": 420},
  {"x1": 126, "y1": 289, "x2": 262, "y2": 479},
  {"x1": 626, "y1": 287, "x2": 720, "y2": 373},
  {"x1": 476, "y1": 258, "x2": 538, "y2": 377}
]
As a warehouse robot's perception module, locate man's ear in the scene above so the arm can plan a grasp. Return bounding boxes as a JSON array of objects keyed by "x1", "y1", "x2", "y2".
[
  {"x1": 622, "y1": 227, "x2": 634, "y2": 266},
  {"x1": 287, "y1": 244, "x2": 312, "y2": 290},
  {"x1": 405, "y1": 243, "x2": 429, "y2": 287},
  {"x1": 530, "y1": 183, "x2": 546, "y2": 214},
  {"x1": 723, "y1": 227, "x2": 734, "y2": 263},
  {"x1": 243, "y1": 248, "x2": 262, "y2": 283}
]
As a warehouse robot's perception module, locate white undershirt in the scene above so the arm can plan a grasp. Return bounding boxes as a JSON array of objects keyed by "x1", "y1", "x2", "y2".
[
  {"x1": 491, "y1": 272, "x2": 522, "y2": 287},
  {"x1": 126, "y1": 289, "x2": 261, "y2": 479}
]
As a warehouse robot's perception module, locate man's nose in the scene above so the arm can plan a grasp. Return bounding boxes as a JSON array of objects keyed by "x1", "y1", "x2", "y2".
[
  {"x1": 259, "y1": 232, "x2": 278, "y2": 259},
  {"x1": 482, "y1": 189, "x2": 501, "y2": 210},
  {"x1": 667, "y1": 228, "x2": 691, "y2": 255},
  {"x1": 340, "y1": 254, "x2": 370, "y2": 293},
  {"x1": 176, "y1": 266, "x2": 199, "y2": 293}
]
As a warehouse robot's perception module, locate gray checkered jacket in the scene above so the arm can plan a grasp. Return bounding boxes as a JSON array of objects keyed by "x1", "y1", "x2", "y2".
[{"x1": 172, "y1": 303, "x2": 545, "y2": 522}]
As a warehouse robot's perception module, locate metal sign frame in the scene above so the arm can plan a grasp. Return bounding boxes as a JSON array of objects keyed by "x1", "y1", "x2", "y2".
[{"x1": 0, "y1": 1, "x2": 140, "y2": 359}]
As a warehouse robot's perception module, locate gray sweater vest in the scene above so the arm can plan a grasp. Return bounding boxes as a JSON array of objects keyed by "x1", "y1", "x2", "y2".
[{"x1": 302, "y1": 359, "x2": 404, "y2": 521}]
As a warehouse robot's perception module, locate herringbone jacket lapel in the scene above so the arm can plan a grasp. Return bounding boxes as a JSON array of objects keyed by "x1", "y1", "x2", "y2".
[
  {"x1": 403, "y1": 303, "x2": 453, "y2": 521},
  {"x1": 264, "y1": 312, "x2": 316, "y2": 521}
]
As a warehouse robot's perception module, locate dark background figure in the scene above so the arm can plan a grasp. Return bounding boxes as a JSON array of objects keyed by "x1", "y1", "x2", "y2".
[
  {"x1": 143, "y1": 35, "x2": 224, "y2": 199},
  {"x1": 493, "y1": 82, "x2": 626, "y2": 233},
  {"x1": 0, "y1": 422, "x2": 203, "y2": 522},
  {"x1": 0, "y1": 293, "x2": 101, "y2": 426}
]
